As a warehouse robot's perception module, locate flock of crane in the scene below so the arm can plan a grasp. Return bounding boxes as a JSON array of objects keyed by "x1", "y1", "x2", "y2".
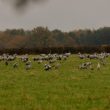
[
  {"x1": 78, "y1": 52, "x2": 109, "y2": 70},
  {"x1": 0, "y1": 53, "x2": 71, "y2": 71},
  {"x1": 0, "y1": 52, "x2": 109, "y2": 71}
]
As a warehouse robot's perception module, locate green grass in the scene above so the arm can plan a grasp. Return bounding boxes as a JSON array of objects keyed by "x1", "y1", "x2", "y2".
[{"x1": 0, "y1": 55, "x2": 110, "y2": 110}]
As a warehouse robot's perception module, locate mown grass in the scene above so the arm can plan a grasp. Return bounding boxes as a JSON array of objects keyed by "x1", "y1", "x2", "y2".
[{"x1": 0, "y1": 55, "x2": 110, "y2": 110}]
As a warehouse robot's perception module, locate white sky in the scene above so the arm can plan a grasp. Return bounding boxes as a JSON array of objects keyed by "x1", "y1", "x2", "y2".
[{"x1": 0, "y1": 0, "x2": 110, "y2": 31}]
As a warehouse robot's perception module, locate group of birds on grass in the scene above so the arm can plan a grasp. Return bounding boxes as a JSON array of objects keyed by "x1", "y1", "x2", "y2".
[
  {"x1": 78, "y1": 52, "x2": 109, "y2": 70},
  {"x1": 0, "y1": 53, "x2": 71, "y2": 71},
  {"x1": 0, "y1": 52, "x2": 109, "y2": 71}
]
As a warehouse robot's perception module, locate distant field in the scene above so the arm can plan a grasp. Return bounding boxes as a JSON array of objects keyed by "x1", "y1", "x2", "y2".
[{"x1": 0, "y1": 55, "x2": 110, "y2": 110}]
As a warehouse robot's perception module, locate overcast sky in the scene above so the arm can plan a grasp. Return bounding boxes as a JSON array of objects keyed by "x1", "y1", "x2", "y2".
[{"x1": 0, "y1": 0, "x2": 110, "y2": 31}]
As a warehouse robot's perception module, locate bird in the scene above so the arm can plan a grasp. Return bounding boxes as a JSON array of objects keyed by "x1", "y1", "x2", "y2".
[{"x1": 97, "y1": 62, "x2": 101, "y2": 70}]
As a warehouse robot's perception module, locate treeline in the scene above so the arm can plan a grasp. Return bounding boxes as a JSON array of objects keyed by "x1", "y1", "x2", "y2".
[{"x1": 0, "y1": 27, "x2": 110, "y2": 53}]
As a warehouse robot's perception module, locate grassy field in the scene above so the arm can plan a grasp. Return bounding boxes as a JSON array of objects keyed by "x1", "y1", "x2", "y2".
[{"x1": 0, "y1": 55, "x2": 110, "y2": 110}]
